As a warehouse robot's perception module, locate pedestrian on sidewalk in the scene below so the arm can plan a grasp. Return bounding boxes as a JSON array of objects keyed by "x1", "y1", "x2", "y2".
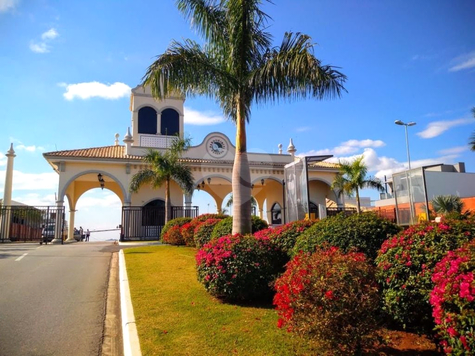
[
  {"x1": 79, "y1": 226, "x2": 84, "y2": 242},
  {"x1": 85, "y1": 229, "x2": 90, "y2": 242}
]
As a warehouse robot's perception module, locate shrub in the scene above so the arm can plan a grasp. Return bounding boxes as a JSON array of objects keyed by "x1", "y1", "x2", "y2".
[
  {"x1": 196, "y1": 234, "x2": 287, "y2": 301},
  {"x1": 210, "y1": 215, "x2": 268, "y2": 240},
  {"x1": 194, "y1": 219, "x2": 222, "y2": 248},
  {"x1": 430, "y1": 240, "x2": 475, "y2": 355},
  {"x1": 162, "y1": 225, "x2": 185, "y2": 245},
  {"x1": 265, "y1": 220, "x2": 316, "y2": 256},
  {"x1": 181, "y1": 221, "x2": 199, "y2": 247},
  {"x1": 293, "y1": 212, "x2": 400, "y2": 260},
  {"x1": 274, "y1": 247, "x2": 380, "y2": 355},
  {"x1": 193, "y1": 213, "x2": 228, "y2": 223},
  {"x1": 160, "y1": 217, "x2": 192, "y2": 240},
  {"x1": 376, "y1": 220, "x2": 475, "y2": 332}
]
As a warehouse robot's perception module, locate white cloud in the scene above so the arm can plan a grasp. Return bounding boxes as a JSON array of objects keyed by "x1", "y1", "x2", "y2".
[
  {"x1": 0, "y1": 0, "x2": 20, "y2": 13},
  {"x1": 61, "y1": 82, "x2": 131, "y2": 100},
  {"x1": 300, "y1": 138, "x2": 386, "y2": 157},
  {"x1": 438, "y1": 146, "x2": 468, "y2": 155},
  {"x1": 417, "y1": 117, "x2": 475, "y2": 139},
  {"x1": 184, "y1": 107, "x2": 225, "y2": 125},
  {"x1": 29, "y1": 42, "x2": 49, "y2": 53},
  {"x1": 449, "y1": 51, "x2": 475, "y2": 72},
  {"x1": 296, "y1": 126, "x2": 311, "y2": 132},
  {"x1": 29, "y1": 28, "x2": 59, "y2": 54},
  {"x1": 16, "y1": 144, "x2": 45, "y2": 152},
  {"x1": 41, "y1": 28, "x2": 58, "y2": 40},
  {"x1": 0, "y1": 170, "x2": 58, "y2": 194},
  {"x1": 76, "y1": 193, "x2": 122, "y2": 209}
]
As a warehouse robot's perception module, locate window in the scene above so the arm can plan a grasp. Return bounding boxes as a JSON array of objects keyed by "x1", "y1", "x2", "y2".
[
  {"x1": 161, "y1": 108, "x2": 179, "y2": 136},
  {"x1": 138, "y1": 107, "x2": 157, "y2": 134}
]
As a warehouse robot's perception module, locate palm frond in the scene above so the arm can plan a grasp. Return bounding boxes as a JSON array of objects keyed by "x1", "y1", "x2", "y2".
[
  {"x1": 129, "y1": 169, "x2": 161, "y2": 193},
  {"x1": 431, "y1": 195, "x2": 464, "y2": 214}
]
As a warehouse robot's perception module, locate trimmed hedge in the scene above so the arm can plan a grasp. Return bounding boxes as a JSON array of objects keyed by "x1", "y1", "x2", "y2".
[
  {"x1": 194, "y1": 219, "x2": 222, "y2": 248},
  {"x1": 210, "y1": 215, "x2": 268, "y2": 240},
  {"x1": 293, "y1": 212, "x2": 401, "y2": 260},
  {"x1": 160, "y1": 217, "x2": 192, "y2": 240}
]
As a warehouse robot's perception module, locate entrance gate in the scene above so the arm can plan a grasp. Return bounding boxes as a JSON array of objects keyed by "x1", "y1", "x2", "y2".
[
  {"x1": 121, "y1": 206, "x2": 199, "y2": 241},
  {"x1": 0, "y1": 205, "x2": 66, "y2": 243}
]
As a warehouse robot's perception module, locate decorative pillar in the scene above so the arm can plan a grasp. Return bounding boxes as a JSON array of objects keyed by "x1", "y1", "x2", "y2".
[
  {"x1": 123, "y1": 128, "x2": 133, "y2": 155},
  {"x1": 66, "y1": 209, "x2": 77, "y2": 242},
  {"x1": 287, "y1": 139, "x2": 296, "y2": 158},
  {"x1": 51, "y1": 200, "x2": 64, "y2": 244},
  {"x1": 1, "y1": 144, "x2": 15, "y2": 243}
]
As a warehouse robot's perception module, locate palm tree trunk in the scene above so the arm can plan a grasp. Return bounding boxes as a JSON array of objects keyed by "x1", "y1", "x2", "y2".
[
  {"x1": 355, "y1": 187, "x2": 361, "y2": 214},
  {"x1": 165, "y1": 178, "x2": 171, "y2": 223},
  {"x1": 232, "y1": 99, "x2": 252, "y2": 235}
]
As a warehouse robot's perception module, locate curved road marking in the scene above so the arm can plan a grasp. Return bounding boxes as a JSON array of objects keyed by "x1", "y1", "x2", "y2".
[{"x1": 15, "y1": 253, "x2": 28, "y2": 261}]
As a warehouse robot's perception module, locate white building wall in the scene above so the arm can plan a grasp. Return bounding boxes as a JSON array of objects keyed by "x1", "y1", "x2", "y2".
[{"x1": 425, "y1": 171, "x2": 475, "y2": 199}]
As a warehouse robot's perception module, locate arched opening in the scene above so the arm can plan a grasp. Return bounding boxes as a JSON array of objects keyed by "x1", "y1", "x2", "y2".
[
  {"x1": 138, "y1": 106, "x2": 157, "y2": 134},
  {"x1": 142, "y1": 199, "x2": 165, "y2": 227},
  {"x1": 161, "y1": 108, "x2": 179, "y2": 136},
  {"x1": 271, "y1": 202, "x2": 282, "y2": 225}
]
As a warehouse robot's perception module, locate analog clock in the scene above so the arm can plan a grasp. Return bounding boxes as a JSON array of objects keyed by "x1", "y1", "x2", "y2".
[{"x1": 207, "y1": 137, "x2": 227, "y2": 157}]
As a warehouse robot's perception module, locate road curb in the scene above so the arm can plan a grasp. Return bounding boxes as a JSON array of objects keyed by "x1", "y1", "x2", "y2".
[{"x1": 119, "y1": 250, "x2": 142, "y2": 356}]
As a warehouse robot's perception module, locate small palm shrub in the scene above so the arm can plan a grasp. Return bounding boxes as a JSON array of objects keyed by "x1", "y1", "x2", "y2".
[
  {"x1": 162, "y1": 225, "x2": 184, "y2": 245},
  {"x1": 432, "y1": 195, "x2": 464, "y2": 215},
  {"x1": 210, "y1": 215, "x2": 268, "y2": 240},
  {"x1": 293, "y1": 212, "x2": 400, "y2": 260},
  {"x1": 196, "y1": 234, "x2": 287, "y2": 301},
  {"x1": 274, "y1": 247, "x2": 380, "y2": 355},
  {"x1": 376, "y1": 220, "x2": 474, "y2": 333},
  {"x1": 194, "y1": 219, "x2": 222, "y2": 248},
  {"x1": 430, "y1": 240, "x2": 475, "y2": 355},
  {"x1": 160, "y1": 217, "x2": 192, "y2": 240}
]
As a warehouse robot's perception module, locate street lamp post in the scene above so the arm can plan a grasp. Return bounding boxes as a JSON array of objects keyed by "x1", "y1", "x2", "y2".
[{"x1": 395, "y1": 120, "x2": 416, "y2": 224}]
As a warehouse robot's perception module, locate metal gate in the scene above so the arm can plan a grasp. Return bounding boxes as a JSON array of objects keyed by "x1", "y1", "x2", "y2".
[
  {"x1": 121, "y1": 206, "x2": 199, "y2": 241},
  {"x1": 0, "y1": 205, "x2": 66, "y2": 243}
]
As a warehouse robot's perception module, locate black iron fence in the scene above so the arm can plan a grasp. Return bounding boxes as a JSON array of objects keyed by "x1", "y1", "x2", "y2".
[
  {"x1": 0, "y1": 205, "x2": 65, "y2": 243},
  {"x1": 121, "y1": 206, "x2": 199, "y2": 241}
]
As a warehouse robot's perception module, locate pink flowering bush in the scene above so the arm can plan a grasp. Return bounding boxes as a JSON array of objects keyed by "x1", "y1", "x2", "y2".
[
  {"x1": 194, "y1": 219, "x2": 222, "y2": 248},
  {"x1": 162, "y1": 225, "x2": 185, "y2": 245},
  {"x1": 180, "y1": 222, "x2": 198, "y2": 247},
  {"x1": 160, "y1": 217, "x2": 192, "y2": 241},
  {"x1": 256, "y1": 219, "x2": 316, "y2": 256},
  {"x1": 196, "y1": 234, "x2": 287, "y2": 301},
  {"x1": 274, "y1": 247, "x2": 380, "y2": 355},
  {"x1": 376, "y1": 220, "x2": 474, "y2": 332},
  {"x1": 430, "y1": 240, "x2": 475, "y2": 355}
]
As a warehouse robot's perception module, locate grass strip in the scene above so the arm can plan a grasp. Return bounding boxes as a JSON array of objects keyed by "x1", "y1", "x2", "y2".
[{"x1": 125, "y1": 245, "x2": 314, "y2": 356}]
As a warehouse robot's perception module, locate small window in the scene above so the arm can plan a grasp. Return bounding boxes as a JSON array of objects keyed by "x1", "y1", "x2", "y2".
[
  {"x1": 138, "y1": 107, "x2": 157, "y2": 134},
  {"x1": 161, "y1": 108, "x2": 179, "y2": 136}
]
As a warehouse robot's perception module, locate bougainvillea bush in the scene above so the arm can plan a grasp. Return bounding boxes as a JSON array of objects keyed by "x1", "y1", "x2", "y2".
[
  {"x1": 274, "y1": 247, "x2": 380, "y2": 355},
  {"x1": 196, "y1": 234, "x2": 287, "y2": 301},
  {"x1": 160, "y1": 217, "x2": 192, "y2": 240},
  {"x1": 210, "y1": 215, "x2": 268, "y2": 240},
  {"x1": 430, "y1": 240, "x2": 475, "y2": 355},
  {"x1": 376, "y1": 220, "x2": 474, "y2": 333},
  {"x1": 162, "y1": 225, "x2": 185, "y2": 245},
  {"x1": 263, "y1": 219, "x2": 316, "y2": 256},
  {"x1": 181, "y1": 221, "x2": 199, "y2": 247},
  {"x1": 293, "y1": 212, "x2": 400, "y2": 260},
  {"x1": 194, "y1": 219, "x2": 222, "y2": 248}
]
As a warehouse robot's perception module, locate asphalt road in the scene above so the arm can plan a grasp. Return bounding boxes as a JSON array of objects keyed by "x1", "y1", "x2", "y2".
[{"x1": 0, "y1": 242, "x2": 119, "y2": 356}]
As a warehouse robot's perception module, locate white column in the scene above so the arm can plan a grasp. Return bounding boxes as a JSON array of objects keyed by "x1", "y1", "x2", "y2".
[
  {"x1": 1, "y1": 144, "x2": 15, "y2": 242},
  {"x1": 51, "y1": 200, "x2": 64, "y2": 244},
  {"x1": 66, "y1": 209, "x2": 77, "y2": 242}
]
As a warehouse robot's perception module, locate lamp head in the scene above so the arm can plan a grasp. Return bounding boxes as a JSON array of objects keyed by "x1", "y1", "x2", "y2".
[
  {"x1": 407, "y1": 122, "x2": 416, "y2": 126},
  {"x1": 394, "y1": 120, "x2": 404, "y2": 125}
]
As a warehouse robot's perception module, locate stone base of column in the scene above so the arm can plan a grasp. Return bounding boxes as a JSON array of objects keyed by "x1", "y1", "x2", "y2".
[
  {"x1": 51, "y1": 238, "x2": 63, "y2": 244},
  {"x1": 1, "y1": 239, "x2": 12, "y2": 243},
  {"x1": 64, "y1": 238, "x2": 77, "y2": 244}
]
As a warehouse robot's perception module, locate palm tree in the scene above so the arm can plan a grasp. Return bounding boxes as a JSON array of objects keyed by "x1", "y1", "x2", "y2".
[
  {"x1": 431, "y1": 195, "x2": 464, "y2": 215},
  {"x1": 224, "y1": 194, "x2": 258, "y2": 215},
  {"x1": 331, "y1": 156, "x2": 384, "y2": 214},
  {"x1": 469, "y1": 107, "x2": 475, "y2": 151},
  {"x1": 129, "y1": 138, "x2": 194, "y2": 223},
  {"x1": 142, "y1": 0, "x2": 347, "y2": 234}
]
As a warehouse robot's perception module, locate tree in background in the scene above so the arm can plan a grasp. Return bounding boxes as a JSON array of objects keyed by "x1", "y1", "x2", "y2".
[
  {"x1": 469, "y1": 107, "x2": 475, "y2": 151},
  {"x1": 431, "y1": 195, "x2": 464, "y2": 215},
  {"x1": 129, "y1": 138, "x2": 194, "y2": 223},
  {"x1": 142, "y1": 0, "x2": 346, "y2": 234},
  {"x1": 331, "y1": 156, "x2": 384, "y2": 214}
]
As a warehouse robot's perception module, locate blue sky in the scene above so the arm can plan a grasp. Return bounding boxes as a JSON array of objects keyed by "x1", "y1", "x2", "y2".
[{"x1": 1, "y1": 0, "x2": 474, "y2": 240}]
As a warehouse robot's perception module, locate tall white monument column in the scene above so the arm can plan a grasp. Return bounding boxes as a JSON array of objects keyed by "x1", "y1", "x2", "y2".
[{"x1": 1, "y1": 144, "x2": 15, "y2": 243}]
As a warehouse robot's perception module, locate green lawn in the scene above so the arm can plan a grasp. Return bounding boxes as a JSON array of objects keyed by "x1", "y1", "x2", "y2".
[{"x1": 124, "y1": 245, "x2": 315, "y2": 356}]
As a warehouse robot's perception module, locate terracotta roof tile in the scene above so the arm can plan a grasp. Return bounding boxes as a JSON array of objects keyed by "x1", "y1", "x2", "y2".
[{"x1": 43, "y1": 145, "x2": 142, "y2": 160}]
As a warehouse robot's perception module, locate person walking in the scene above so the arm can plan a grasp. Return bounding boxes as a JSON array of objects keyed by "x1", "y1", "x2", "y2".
[
  {"x1": 85, "y1": 229, "x2": 90, "y2": 242},
  {"x1": 79, "y1": 226, "x2": 84, "y2": 242}
]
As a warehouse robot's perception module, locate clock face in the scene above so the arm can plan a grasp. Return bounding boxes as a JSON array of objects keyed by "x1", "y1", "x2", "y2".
[{"x1": 208, "y1": 137, "x2": 227, "y2": 157}]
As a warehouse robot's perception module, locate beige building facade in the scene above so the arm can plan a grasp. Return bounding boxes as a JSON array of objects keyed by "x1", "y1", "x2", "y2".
[{"x1": 43, "y1": 86, "x2": 344, "y2": 241}]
